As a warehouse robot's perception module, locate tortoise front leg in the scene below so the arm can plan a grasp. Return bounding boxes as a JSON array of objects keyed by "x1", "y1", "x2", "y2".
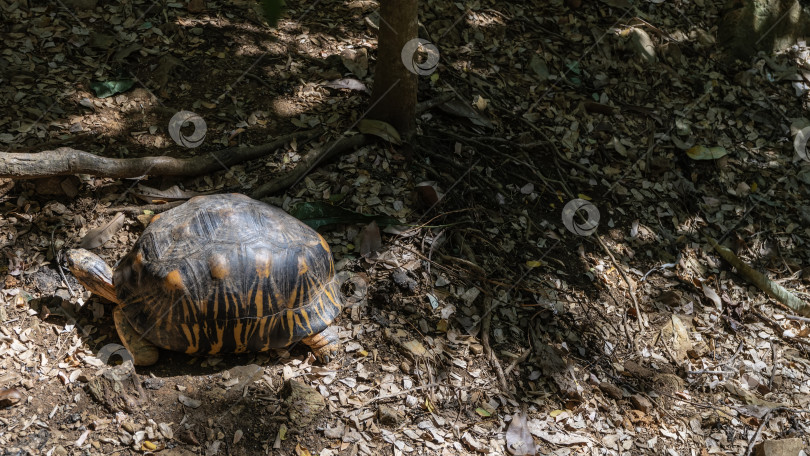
[
  {"x1": 114, "y1": 306, "x2": 160, "y2": 366},
  {"x1": 301, "y1": 325, "x2": 341, "y2": 363}
]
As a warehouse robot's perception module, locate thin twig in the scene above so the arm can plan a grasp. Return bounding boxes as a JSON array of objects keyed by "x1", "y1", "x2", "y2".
[
  {"x1": 768, "y1": 341, "x2": 776, "y2": 391},
  {"x1": 743, "y1": 409, "x2": 772, "y2": 456},
  {"x1": 244, "y1": 73, "x2": 274, "y2": 89},
  {"x1": 415, "y1": 93, "x2": 456, "y2": 113},
  {"x1": 503, "y1": 348, "x2": 531, "y2": 376},
  {"x1": 481, "y1": 297, "x2": 510, "y2": 395},
  {"x1": 785, "y1": 314, "x2": 810, "y2": 323},
  {"x1": 686, "y1": 370, "x2": 735, "y2": 376},
  {"x1": 52, "y1": 225, "x2": 75, "y2": 297},
  {"x1": 368, "y1": 382, "x2": 456, "y2": 404},
  {"x1": 103, "y1": 200, "x2": 185, "y2": 214},
  {"x1": 426, "y1": 228, "x2": 446, "y2": 280},
  {"x1": 597, "y1": 234, "x2": 646, "y2": 331},
  {"x1": 752, "y1": 307, "x2": 810, "y2": 351}
]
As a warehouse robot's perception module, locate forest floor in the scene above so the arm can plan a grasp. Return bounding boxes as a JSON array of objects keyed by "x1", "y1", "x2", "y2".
[{"x1": 2, "y1": 0, "x2": 810, "y2": 455}]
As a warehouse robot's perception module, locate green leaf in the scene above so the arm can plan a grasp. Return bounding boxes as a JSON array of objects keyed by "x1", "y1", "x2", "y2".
[
  {"x1": 529, "y1": 54, "x2": 549, "y2": 82},
  {"x1": 90, "y1": 80, "x2": 134, "y2": 98},
  {"x1": 475, "y1": 407, "x2": 492, "y2": 417},
  {"x1": 259, "y1": 0, "x2": 286, "y2": 27},
  {"x1": 686, "y1": 145, "x2": 729, "y2": 160},
  {"x1": 358, "y1": 119, "x2": 402, "y2": 144},
  {"x1": 289, "y1": 202, "x2": 400, "y2": 230}
]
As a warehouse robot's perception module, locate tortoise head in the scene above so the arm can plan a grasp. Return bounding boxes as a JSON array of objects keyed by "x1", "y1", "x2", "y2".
[{"x1": 66, "y1": 249, "x2": 119, "y2": 304}]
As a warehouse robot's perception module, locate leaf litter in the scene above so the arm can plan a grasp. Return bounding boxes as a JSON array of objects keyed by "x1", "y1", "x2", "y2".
[{"x1": 1, "y1": 0, "x2": 810, "y2": 455}]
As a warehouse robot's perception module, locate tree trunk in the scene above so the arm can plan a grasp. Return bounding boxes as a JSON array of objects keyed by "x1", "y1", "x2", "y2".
[
  {"x1": 368, "y1": 0, "x2": 419, "y2": 142},
  {"x1": 718, "y1": 0, "x2": 810, "y2": 60}
]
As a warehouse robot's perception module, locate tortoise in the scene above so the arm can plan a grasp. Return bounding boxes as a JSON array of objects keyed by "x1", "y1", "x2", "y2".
[{"x1": 67, "y1": 193, "x2": 342, "y2": 366}]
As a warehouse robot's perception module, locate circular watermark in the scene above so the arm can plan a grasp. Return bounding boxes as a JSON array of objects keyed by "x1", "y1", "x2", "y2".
[
  {"x1": 96, "y1": 343, "x2": 136, "y2": 376},
  {"x1": 562, "y1": 199, "x2": 600, "y2": 236},
  {"x1": 794, "y1": 126, "x2": 810, "y2": 162},
  {"x1": 335, "y1": 271, "x2": 369, "y2": 308},
  {"x1": 401, "y1": 38, "x2": 440, "y2": 76},
  {"x1": 168, "y1": 110, "x2": 206, "y2": 148}
]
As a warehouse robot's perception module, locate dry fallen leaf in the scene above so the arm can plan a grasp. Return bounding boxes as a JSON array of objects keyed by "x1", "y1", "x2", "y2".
[
  {"x1": 341, "y1": 48, "x2": 369, "y2": 78},
  {"x1": 356, "y1": 221, "x2": 382, "y2": 257},
  {"x1": 628, "y1": 27, "x2": 656, "y2": 63},
  {"x1": 134, "y1": 184, "x2": 202, "y2": 203},
  {"x1": 506, "y1": 412, "x2": 536, "y2": 455},
  {"x1": 358, "y1": 119, "x2": 402, "y2": 144},
  {"x1": 701, "y1": 282, "x2": 722, "y2": 309},
  {"x1": 438, "y1": 98, "x2": 494, "y2": 129},
  {"x1": 187, "y1": 0, "x2": 206, "y2": 12},
  {"x1": 687, "y1": 145, "x2": 729, "y2": 160},
  {"x1": 0, "y1": 388, "x2": 23, "y2": 407},
  {"x1": 80, "y1": 212, "x2": 125, "y2": 249},
  {"x1": 323, "y1": 78, "x2": 370, "y2": 93},
  {"x1": 177, "y1": 394, "x2": 202, "y2": 408},
  {"x1": 414, "y1": 182, "x2": 441, "y2": 209}
]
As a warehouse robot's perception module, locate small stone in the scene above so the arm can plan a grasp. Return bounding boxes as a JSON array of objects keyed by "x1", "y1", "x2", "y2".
[
  {"x1": 224, "y1": 364, "x2": 262, "y2": 387},
  {"x1": 630, "y1": 394, "x2": 653, "y2": 413},
  {"x1": 178, "y1": 395, "x2": 202, "y2": 408},
  {"x1": 159, "y1": 422, "x2": 173, "y2": 439},
  {"x1": 178, "y1": 429, "x2": 200, "y2": 446},
  {"x1": 143, "y1": 378, "x2": 165, "y2": 390},
  {"x1": 401, "y1": 340, "x2": 426, "y2": 357},
  {"x1": 599, "y1": 382, "x2": 624, "y2": 400},
  {"x1": 754, "y1": 438, "x2": 803, "y2": 456},
  {"x1": 392, "y1": 270, "x2": 417, "y2": 292}
]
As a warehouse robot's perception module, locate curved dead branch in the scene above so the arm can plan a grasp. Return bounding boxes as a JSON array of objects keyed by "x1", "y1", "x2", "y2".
[{"x1": 0, "y1": 129, "x2": 321, "y2": 179}]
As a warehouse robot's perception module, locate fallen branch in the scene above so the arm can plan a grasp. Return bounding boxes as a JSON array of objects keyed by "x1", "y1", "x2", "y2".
[
  {"x1": 0, "y1": 129, "x2": 321, "y2": 179},
  {"x1": 415, "y1": 92, "x2": 456, "y2": 113},
  {"x1": 706, "y1": 235, "x2": 810, "y2": 317}
]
